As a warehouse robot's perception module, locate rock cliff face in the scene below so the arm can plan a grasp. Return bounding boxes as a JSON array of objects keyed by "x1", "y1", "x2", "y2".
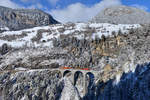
[
  {"x1": 98, "y1": 63, "x2": 150, "y2": 100},
  {"x1": 85, "y1": 63, "x2": 150, "y2": 100},
  {"x1": 0, "y1": 6, "x2": 59, "y2": 31},
  {"x1": 91, "y1": 5, "x2": 150, "y2": 24}
]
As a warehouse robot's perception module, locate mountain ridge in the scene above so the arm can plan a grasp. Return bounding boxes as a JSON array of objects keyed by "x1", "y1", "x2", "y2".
[
  {"x1": 91, "y1": 5, "x2": 150, "y2": 24},
  {"x1": 0, "y1": 6, "x2": 59, "y2": 31}
]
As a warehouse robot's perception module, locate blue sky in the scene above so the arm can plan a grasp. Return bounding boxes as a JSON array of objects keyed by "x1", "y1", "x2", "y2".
[
  {"x1": 122, "y1": 0, "x2": 150, "y2": 11},
  {"x1": 11, "y1": 0, "x2": 150, "y2": 11},
  {"x1": 0, "y1": 0, "x2": 150, "y2": 23}
]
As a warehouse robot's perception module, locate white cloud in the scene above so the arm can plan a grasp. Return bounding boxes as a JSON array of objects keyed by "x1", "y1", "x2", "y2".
[
  {"x1": 48, "y1": 0, "x2": 59, "y2": 6},
  {"x1": 131, "y1": 4, "x2": 148, "y2": 11},
  {"x1": 27, "y1": 3, "x2": 45, "y2": 9},
  {"x1": 50, "y1": 0, "x2": 121, "y2": 23},
  {"x1": 0, "y1": 0, "x2": 21, "y2": 8},
  {"x1": 21, "y1": 0, "x2": 29, "y2": 2},
  {"x1": 21, "y1": 0, "x2": 46, "y2": 10},
  {"x1": 21, "y1": 0, "x2": 36, "y2": 3},
  {"x1": 0, "y1": 0, "x2": 43, "y2": 10},
  {"x1": 36, "y1": 3, "x2": 44, "y2": 9}
]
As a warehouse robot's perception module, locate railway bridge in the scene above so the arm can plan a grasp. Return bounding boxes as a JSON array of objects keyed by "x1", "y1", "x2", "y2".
[{"x1": 52, "y1": 68, "x2": 100, "y2": 96}]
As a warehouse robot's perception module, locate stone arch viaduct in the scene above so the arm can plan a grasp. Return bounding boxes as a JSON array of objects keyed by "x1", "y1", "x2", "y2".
[{"x1": 52, "y1": 68, "x2": 100, "y2": 96}]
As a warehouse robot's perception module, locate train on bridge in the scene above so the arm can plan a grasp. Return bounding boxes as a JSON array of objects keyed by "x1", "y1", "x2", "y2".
[{"x1": 60, "y1": 66, "x2": 90, "y2": 71}]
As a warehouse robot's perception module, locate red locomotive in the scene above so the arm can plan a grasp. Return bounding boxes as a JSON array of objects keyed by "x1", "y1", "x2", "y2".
[{"x1": 60, "y1": 66, "x2": 90, "y2": 71}]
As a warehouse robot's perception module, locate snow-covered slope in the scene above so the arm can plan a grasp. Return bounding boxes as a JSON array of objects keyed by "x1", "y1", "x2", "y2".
[
  {"x1": 0, "y1": 26, "x2": 9, "y2": 31},
  {"x1": 0, "y1": 23, "x2": 140, "y2": 48}
]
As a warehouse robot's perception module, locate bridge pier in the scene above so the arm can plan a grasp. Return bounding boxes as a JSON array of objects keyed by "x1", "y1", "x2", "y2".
[
  {"x1": 71, "y1": 71, "x2": 75, "y2": 85},
  {"x1": 60, "y1": 69, "x2": 98, "y2": 97},
  {"x1": 83, "y1": 74, "x2": 88, "y2": 96}
]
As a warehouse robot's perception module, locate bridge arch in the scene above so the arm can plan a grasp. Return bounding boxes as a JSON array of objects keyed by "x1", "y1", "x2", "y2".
[
  {"x1": 63, "y1": 70, "x2": 72, "y2": 77},
  {"x1": 74, "y1": 71, "x2": 84, "y2": 86},
  {"x1": 85, "y1": 72, "x2": 95, "y2": 88}
]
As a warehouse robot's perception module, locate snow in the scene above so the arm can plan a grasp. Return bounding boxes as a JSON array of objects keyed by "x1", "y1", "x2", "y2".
[
  {"x1": 75, "y1": 23, "x2": 87, "y2": 31},
  {"x1": 41, "y1": 32, "x2": 50, "y2": 41},
  {"x1": 0, "y1": 26, "x2": 9, "y2": 31},
  {"x1": 2, "y1": 30, "x2": 23, "y2": 36},
  {"x1": 15, "y1": 67, "x2": 28, "y2": 71},
  {"x1": 63, "y1": 30, "x2": 75, "y2": 35},
  {"x1": 60, "y1": 77, "x2": 81, "y2": 100},
  {"x1": 20, "y1": 94, "x2": 28, "y2": 100},
  {"x1": 89, "y1": 23, "x2": 140, "y2": 39},
  {"x1": 0, "y1": 23, "x2": 141, "y2": 48},
  {"x1": 114, "y1": 72, "x2": 122, "y2": 85}
]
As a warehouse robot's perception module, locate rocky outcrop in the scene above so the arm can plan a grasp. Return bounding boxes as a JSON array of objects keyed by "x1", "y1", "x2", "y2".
[
  {"x1": 94, "y1": 63, "x2": 150, "y2": 100},
  {"x1": 0, "y1": 6, "x2": 59, "y2": 31},
  {"x1": 91, "y1": 5, "x2": 150, "y2": 24}
]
